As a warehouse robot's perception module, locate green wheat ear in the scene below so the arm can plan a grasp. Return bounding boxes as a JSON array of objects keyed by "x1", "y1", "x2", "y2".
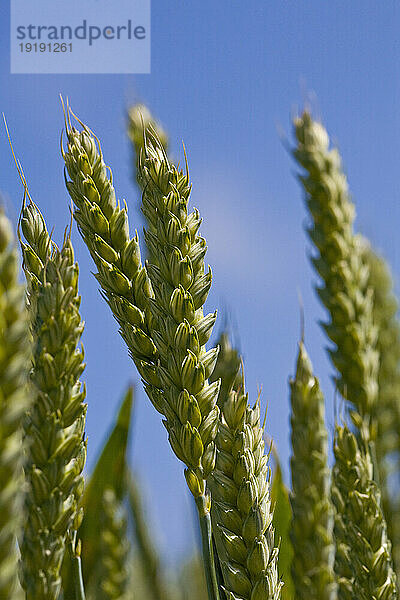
[
  {"x1": 19, "y1": 200, "x2": 86, "y2": 600},
  {"x1": 0, "y1": 208, "x2": 30, "y2": 598},
  {"x1": 332, "y1": 424, "x2": 397, "y2": 599},
  {"x1": 362, "y1": 240, "x2": 400, "y2": 576},
  {"x1": 293, "y1": 112, "x2": 378, "y2": 442},
  {"x1": 209, "y1": 368, "x2": 281, "y2": 600},
  {"x1": 289, "y1": 341, "x2": 335, "y2": 600},
  {"x1": 62, "y1": 108, "x2": 221, "y2": 600},
  {"x1": 62, "y1": 108, "x2": 160, "y2": 412},
  {"x1": 136, "y1": 124, "x2": 221, "y2": 492}
]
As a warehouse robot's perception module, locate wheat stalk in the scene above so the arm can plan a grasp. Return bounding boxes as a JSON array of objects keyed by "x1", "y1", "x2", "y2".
[
  {"x1": 293, "y1": 112, "x2": 378, "y2": 441},
  {"x1": 19, "y1": 200, "x2": 86, "y2": 600},
  {"x1": 332, "y1": 424, "x2": 397, "y2": 599},
  {"x1": 289, "y1": 341, "x2": 335, "y2": 599},
  {"x1": 0, "y1": 208, "x2": 30, "y2": 598},
  {"x1": 209, "y1": 368, "x2": 281, "y2": 600}
]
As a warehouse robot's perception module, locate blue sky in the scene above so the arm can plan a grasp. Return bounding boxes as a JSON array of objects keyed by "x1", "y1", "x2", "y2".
[{"x1": 1, "y1": 1, "x2": 400, "y2": 563}]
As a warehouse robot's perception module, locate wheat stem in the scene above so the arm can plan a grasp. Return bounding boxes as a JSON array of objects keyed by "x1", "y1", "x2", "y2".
[
  {"x1": 68, "y1": 539, "x2": 86, "y2": 600},
  {"x1": 196, "y1": 495, "x2": 221, "y2": 600}
]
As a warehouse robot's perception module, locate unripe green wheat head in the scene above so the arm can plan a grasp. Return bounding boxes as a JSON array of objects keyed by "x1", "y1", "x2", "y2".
[
  {"x1": 63, "y1": 109, "x2": 220, "y2": 499},
  {"x1": 19, "y1": 200, "x2": 86, "y2": 600},
  {"x1": 362, "y1": 241, "x2": 400, "y2": 579},
  {"x1": 0, "y1": 208, "x2": 31, "y2": 599},
  {"x1": 332, "y1": 425, "x2": 397, "y2": 599},
  {"x1": 289, "y1": 341, "x2": 335, "y2": 600},
  {"x1": 293, "y1": 112, "x2": 379, "y2": 441},
  {"x1": 209, "y1": 370, "x2": 281, "y2": 600}
]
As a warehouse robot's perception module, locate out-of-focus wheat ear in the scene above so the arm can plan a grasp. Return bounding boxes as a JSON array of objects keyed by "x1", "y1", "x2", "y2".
[
  {"x1": 126, "y1": 468, "x2": 172, "y2": 600},
  {"x1": 128, "y1": 104, "x2": 169, "y2": 185},
  {"x1": 210, "y1": 331, "x2": 241, "y2": 409},
  {"x1": 19, "y1": 200, "x2": 86, "y2": 600},
  {"x1": 292, "y1": 112, "x2": 378, "y2": 443},
  {"x1": 289, "y1": 341, "x2": 336, "y2": 599},
  {"x1": 128, "y1": 104, "x2": 168, "y2": 264},
  {"x1": 95, "y1": 488, "x2": 130, "y2": 600},
  {"x1": 0, "y1": 208, "x2": 30, "y2": 598},
  {"x1": 178, "y1": 555, "x2": 209, "y2": 600},
  {"x1": 209, "y1": 368, "x2": 282, "y2": 600},
  {"x1": 332, "y1": 424, "x2": 397, "y2": 598},
  {"x1": 362, "y1": 241, "x2": 400, "y2": 579}
]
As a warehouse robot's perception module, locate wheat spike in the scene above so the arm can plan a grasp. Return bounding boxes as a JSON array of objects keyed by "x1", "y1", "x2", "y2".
[
  {"x1": 19, "y1": 200, "x2": 86, "y2": 600},
  {"x1": 332, "y1": 425, "x2": 397, "y2": 599},
  {"x1": 63, "y1": 109, "x2": 220, "y2": 599},
  {"x1": 209, "y1": 369, "x2": 281, "y2": 600},
  {"x1": 0, "y1": 208, "x2": 30, "y2": 598},
  {"x1": 293, "y1": 111, "x2": 378, "y2": 441},
  {"x1": 289, "y1": 341, "x2": 336, "y2": 599},
  {"x1": 361, "y1": 242, "x2": 400, "y2": 576}
]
